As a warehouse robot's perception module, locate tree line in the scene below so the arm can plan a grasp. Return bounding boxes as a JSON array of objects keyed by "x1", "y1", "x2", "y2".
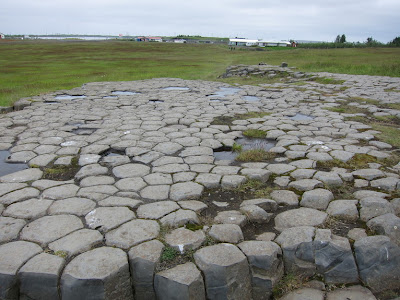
[{"x1": 297, "y1": 34, "x2": 400, "y2": 49}]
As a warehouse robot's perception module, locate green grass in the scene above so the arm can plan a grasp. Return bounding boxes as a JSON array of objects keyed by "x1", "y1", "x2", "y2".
[
  {"x1": 1, "y1": 40, "x2": 400, "y2": 106},
  {"x1": 243, "y1": 129, "x2": 267, "y2": 138},
  {"x1": 235, "y1": 149, "x2": 276, "y2": 162}
]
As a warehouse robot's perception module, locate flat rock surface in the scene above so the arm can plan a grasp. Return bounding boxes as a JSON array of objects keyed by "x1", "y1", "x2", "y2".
[{"x1": 1, "y1": 75, "x2": 400, "y2": 298}]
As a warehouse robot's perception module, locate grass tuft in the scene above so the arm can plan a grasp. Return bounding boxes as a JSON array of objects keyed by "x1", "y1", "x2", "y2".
[
  {"x1": 235, "y1": 149, "x2": 276, "y2": 162},
  {"x1": 243, "y1": 129, "x2": 267, "y2": 138}
]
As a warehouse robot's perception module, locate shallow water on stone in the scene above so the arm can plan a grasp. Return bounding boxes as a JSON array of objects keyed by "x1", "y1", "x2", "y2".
[
  {"x1": 209, "y1": 87, "x2": 242, "y2": 98},
  {"x1": 55, "y1": 95, "x2": 87, "y2": 100},
  {"x1": 0, "y1": 150, "x2": 28, "y2": 177},
  {"x1": 162, "y1": 87, "x2": 190, "y2": 91},
  {"x1": 111, "y1": 91, "x2": 139, "y2": 96},
  {"x1": 236, "y1": 137, "x2": 276, "y2": 151},
  {"x1": 213, "y1": 151, "x2": 238, "y2": 161},
  {"x1": 289, "y1": 113, "x2": 314, "y2": 121},
  {"x1": 243, "y1": 96, "x2": 260, "y2": 101}
]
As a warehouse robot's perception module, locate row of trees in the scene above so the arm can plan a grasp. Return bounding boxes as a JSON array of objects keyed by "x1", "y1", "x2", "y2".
[{"x1": 297, "y1": 34, "x2": 400, "y2": 49}]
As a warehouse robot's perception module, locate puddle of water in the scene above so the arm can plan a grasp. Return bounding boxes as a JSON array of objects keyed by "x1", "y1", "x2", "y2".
[
  {"x1": 213, "y1": 137, "x2": 276, "y2": 161},
  {"x1": 111, "y1": 91, "x2": 139, "y2": 96},
  {"x1": 243, "y1": 96, "x2": 260, "y2": 101},
  {"x1": 236, "y1": 137, "x2": 276, "y2": 151},
  {"x1": 162, "y1": 87, "x2": 190, "y2": 91},
  {"x1": 0, "y1": 150, "x2": 29, "y2": 177},
  {"x1": 209, "y1": 87, "x2": 242, "y2": 98},
  {"x1": 71, "y1": 128, "x2": 97, "y2": 135},
  {"x1": 289, "y1": 113, "x2": 314, "y2": 121},
  {"x1": 55, "y1": 95, "x2": 87, "y2": 100}
]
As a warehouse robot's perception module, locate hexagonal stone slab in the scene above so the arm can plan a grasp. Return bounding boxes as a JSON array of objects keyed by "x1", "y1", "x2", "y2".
[
  {"x1": 3, "y1": 198, "x2": 53, "y2": 219},
  {"x1": 160, "y1": 209, "x2": 200, "y2": 228},
  {"x1": 20, "y1": 215, "x2": 84, "y2": 247},
  {"x1": 61, "y1": 247, "x2": 133, "y2": 299},
  {"x1": 288, "y1": 179, "x2": 323, "y2": 192},
  {"x1": 115, "y1": 177, "x2": 147, "y2": 192},
  {"x1": 85, "y1": 207, "x2": 135, "y2": 233},
  {"x1": 165, "y1": 227, "x2": 206, "y2": 252},
  {"x1": 170, "y1": 182, "x2": 204, "y2": 201},
  {"x1": 42, "y1": 184, "x2": 80, "y2": 200},
  {"x1": 18, "y1": 253, "x2": 65, "y2": 300},
  {"x1": 48, "y1": 197, "x2": 96, "y2": 216},
  {"x1": 327, "y1": 200, "x2": 359, "y2": 221},
  {"x1": 136, "y1": 201, "x2": 179, "y2": 219},
  {"x1": 0, "y1": 217, "x2": 26, "y2": 243},
  {"x1": 300, "y1": 188, "x2": 334, "y2": 210},
  {"x1": 209, "y1": 224, "x2": 244, "y2": 244},
  {"x1": 0, "y1": 168, "x2": 43, "y2": 183},
  {"x1": 194, "y1": 243, "x2": 252, "y2": 299},
  {"x1": 98, "y1": 196, "x2": 143, "y2": 209},
  {"x1": 128, "y1": 240, "x2": 164, "y2": 300},
  {"x1": 154, "y1": 262, "x2": 205, "y2": 300},
  {"x1": 0, "y1": 187, "x2": 40, "y2": 205},
  {"x1": 140, "y1": 185, "x2": 170, "y2": 201},
  {"x1": 48, "y1": 229, "x2": 103, "y2": 257},
  {"x1": 267, "y1": 164, "x2": 296, "y2": 175},
  {"x1": 275, "y1": 208, "x2": 327, "y2": 232},
  {"x1": 214, "y1": 210, "x2": 247, "y2": 227},
  {"x1": 0, "y1": 241, "x2": 43, "y2": 300},
  {"x1": 270, "y1": 190, "x2": 299, "y2": 206},
  {"x1": 105, "y1": 219, "x2": 160, "y2": 249},
  {"x1": 112, "y1": 163, "x2": 150, "y2": 178}
]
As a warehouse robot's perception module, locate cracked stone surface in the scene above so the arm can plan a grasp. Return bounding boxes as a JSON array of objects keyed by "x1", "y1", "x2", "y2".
[{"x1": 1, "y1": 74, "x2": 399, "y2": 299}]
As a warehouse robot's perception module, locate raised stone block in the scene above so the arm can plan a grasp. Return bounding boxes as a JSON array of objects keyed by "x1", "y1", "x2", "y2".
[
  {"x1": 18, "y1": 253, "x2": 65, "y2": 300},
  {"x1": 0, "y1": 241, "x2": 43, "y2": 300},
  {"x1": 194, "y1": 243, "x2": 252, "y2": 299},
  {"x1": 238, "y1": 241, "x2": 283, "y2": 300},
  {"x1": 128, "y1": 240, "x2": 164, "y2": 300},
  {"x1": 354, "y1": 235, "x2": 400, "y2": 293},
  {"x1": 165, "y1": 227, "x2": 205, "y2": 253},
  {"x1": 154, "y1": 262, "x2": 205, "y2": 300},
  {"x1": 61, "y1": 247, "x2": 133, "y2": 300}
]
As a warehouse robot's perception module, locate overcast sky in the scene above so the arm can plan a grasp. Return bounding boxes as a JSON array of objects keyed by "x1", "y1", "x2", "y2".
[{"x1": 1, "y1": 0, "x2": 399, "y2": 43}]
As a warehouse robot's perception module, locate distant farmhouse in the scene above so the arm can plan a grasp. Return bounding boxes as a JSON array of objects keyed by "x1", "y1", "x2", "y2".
[
  {"x1": 172, "y1": 39, "x2": 187, "y2": 43},
  {"x1": 136, "y1": 36, "x2": 163, "y2": 42},
  {"x1": 0, "y1": 33, "x2": 5, "y2": 39},
  {"x1": 229, "y1": 38, "x2": 291, "y2": 47}
]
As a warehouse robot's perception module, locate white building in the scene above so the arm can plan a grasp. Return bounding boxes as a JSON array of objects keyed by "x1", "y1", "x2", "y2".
[
  {"x1": 173, "y1": 39, "x2": 187, "y2": 43},
  {"x1": 229, "y1": 38, "x2": 290, "y2": 47}
]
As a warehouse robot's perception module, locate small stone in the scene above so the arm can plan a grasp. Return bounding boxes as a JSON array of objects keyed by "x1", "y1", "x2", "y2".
[
  {"x1": 136, "y1": 201, "x2": 179, "y2": 219},
  {"x1": 347, "y1": 228, "x2": 367, "y2": 241},
  {"x1": 195, "y1": 173, "x2": 221, "y2": 188},
  {"x1": 112, "y1": 163, "x2": 150, "y2": 178},
  {"x1": 288, "y1": 179, "x2": 323, "y2": 191},
  {"x1": 327, "y1": 200, "x2": 359, "y2": 221},
  {"x1": 270, "y1": 190, "x2": 299, "y2": 206},
  {"x1": 115, "y1": 177, "x2": 147, "y2": 192},
  {"x1": 221, "y1": 175, "x2": 247, "y2": 189},
  {"x1": 178, "y1": 200, "x2": 207, "y2": 213},
  {"x1": 241, "y1": 205, "x2": 273, "y2": 223},
  {"x1": 0, "y1": 187, "x2": 40, "y2": 205},
  {"x1": 48, "y1": 229, "x2": 103, "y2": 257},
  {"x1": 105, "y1": 219, "x2": 160, "y2": 249},
  {"x1": 165, "y1": 227, "x2": 206, "y2": 252},
  {"x1": 275, "y1": 208, "x2": 327, "y2": 232},
  {"x1": 300, "y1": 189, "x2": 334, "y2": 210},
  {"x1": 360, "y1": 197, "x2": 394, "y2": 222},
  {"x1": 371, "y1": 177, "x2": 400, "y2": 192},
  {"x1": 85, "y1": 207, "x2": 135, "y2": 233},
  {"x1": 0, "y1": 217, "x2": 26, "y2": 243},
  {"x1": 20, "y1": 215, "x2": 83, "y2": 247},
  {"x1": 75, "y1": 164, "x2": 108, "y2": 180},
  {"x1": 313, "y1": 171, "x2": 343, "y2": 187},
  {"x1": 256, "y1": 232, "x2": 276, "y2": 241},
  {"x1": 240, "y1": 168, "x2": 271, "y2": 182},
  {"x1": 209, "y1": 224, "x2": 244, "y2": 243},
  {"x1": 42, "y1": 184, "x2": 79, "y2": 200},
  {"x1": 48, "y1": 197, "x2": 96, "y2": 216},
  {"x1": 160, "y1": 209, "x2": 200, "y2": 228},
  {"x1": 241, "y1": 198, "x2": 278, "y2": 212},
  {"x1": 3, "y1": 198, "x2": 53, "y2": 219},
  {"x1": 367, "y1": 213, "x2": 400, "y2": 246},
  {"x1": 154, "y1": 262, "x2": 205, "y2": 300},
  {"x1": 140, "y1": 185, "x2": 170, "y2": 200},
  {"x1": 0, "y1": 168, "x2": 43, "y2": 183},
  {"x1": 61, "y1": 247, "x2": 133, "y2": 299},
  {"x1": 352, "y1": 168, "x2": 385, "y2": 181},
  {"x1": 170, "y1": 182, "x2": 204, "y2": 201}
]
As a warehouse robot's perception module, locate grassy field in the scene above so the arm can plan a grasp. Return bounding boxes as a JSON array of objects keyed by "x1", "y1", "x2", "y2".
[{"x1": 1, "y1": 40, "x2": 400, "y2": 107}]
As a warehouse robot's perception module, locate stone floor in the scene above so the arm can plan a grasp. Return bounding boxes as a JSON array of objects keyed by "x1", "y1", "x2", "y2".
[{"x1": 0, "y1": 73, "x2": 400, "y2": 299}]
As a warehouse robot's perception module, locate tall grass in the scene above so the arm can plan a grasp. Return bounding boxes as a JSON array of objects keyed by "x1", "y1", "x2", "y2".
[{"x1": 1, "y1": 40, "x2": 400, "y2": 106}]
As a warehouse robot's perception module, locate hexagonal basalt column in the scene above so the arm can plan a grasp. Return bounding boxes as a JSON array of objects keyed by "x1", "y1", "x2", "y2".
[
  {"x1": 0, "y1": 241, "x2": 43, "y2": 300},
  {"x1": 194, "y1": 243, "x2": 252, "y2": 299},
  {"x1": 154, "y1": 262, "x2": 205, "y2": 300},
  {"x1": 61, "y1": 247, "x2": 133, "y2": 300}
]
